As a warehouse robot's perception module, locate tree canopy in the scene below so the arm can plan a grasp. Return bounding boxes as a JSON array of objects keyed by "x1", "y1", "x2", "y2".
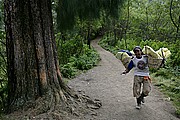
[{"x1": 56, "y1": 0, "x2": 125, "y2": 31}]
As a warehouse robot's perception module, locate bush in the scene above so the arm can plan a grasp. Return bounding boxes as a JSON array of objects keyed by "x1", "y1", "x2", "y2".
[
  {"x1": 60, "y1": 63, "x2": 77, "y2": 78},
  {"x1": 60, "y1": 45, "x2": 100, "y2": 78},
  {"x1": 75, "y1": 45, "x2": 100, "y2": 70}
]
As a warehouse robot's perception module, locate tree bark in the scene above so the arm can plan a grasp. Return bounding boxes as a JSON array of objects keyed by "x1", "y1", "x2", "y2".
[{"x1": 4, "y1": 0, "x2": 71, "y2": 113}]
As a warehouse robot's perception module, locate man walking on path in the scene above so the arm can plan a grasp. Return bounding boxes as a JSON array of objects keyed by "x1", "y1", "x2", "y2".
[
  {"x1": 69, "y1": 38, "x2": 179, "y2": 120},
  {"x1": 122, "y1": 46, "x2": 151, "y2": 109}
]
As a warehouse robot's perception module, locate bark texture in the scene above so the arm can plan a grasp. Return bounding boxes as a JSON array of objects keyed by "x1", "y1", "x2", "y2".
[{"x1": 4, "y1": 0, "x2": 69, "y2": 112}]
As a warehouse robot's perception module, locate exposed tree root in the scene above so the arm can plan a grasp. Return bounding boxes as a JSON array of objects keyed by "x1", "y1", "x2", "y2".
[{"x1": 3, "y1": 89, "x2": 102, "y2": 120}]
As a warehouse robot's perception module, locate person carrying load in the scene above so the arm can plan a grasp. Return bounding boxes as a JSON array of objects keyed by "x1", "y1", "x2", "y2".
[{"x1": 122, "y1": 46, "x2": 151, "y2": 109}]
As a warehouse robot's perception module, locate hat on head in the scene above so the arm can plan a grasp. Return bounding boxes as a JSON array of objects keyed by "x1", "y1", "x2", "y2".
[{"x1": 133, "y1": 46, "x2": 142, "y2": 52}]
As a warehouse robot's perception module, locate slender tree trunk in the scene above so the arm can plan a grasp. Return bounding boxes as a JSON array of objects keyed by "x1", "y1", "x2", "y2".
[
  {"x1": 145, "y1": 7, "x2": 149, "y2": 40},
  {"x1": 112, "y1": 19, "x2": 116, "y2": 46},
  {"x1": 170, "y1": 0, "x2": 179, "y2": 41},
  {"x1": 87, "y1": 23, "x2": 91, "y2": 49},
  {"x1": 4, "y1": 0, "x2": 71, "y2": 113},
  {"x1": 124, "y1": 0, "x2": 129, "y2": 49}
]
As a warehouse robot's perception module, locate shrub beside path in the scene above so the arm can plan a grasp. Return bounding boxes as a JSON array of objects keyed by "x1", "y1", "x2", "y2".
[{"x1": 68, "y1": 38, "x2": 179, "y2": 120}]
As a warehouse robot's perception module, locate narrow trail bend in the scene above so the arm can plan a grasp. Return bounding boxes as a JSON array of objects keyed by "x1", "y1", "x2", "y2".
[{"x1": 68, "y1": 38, "x2": 179, "y2": 120}]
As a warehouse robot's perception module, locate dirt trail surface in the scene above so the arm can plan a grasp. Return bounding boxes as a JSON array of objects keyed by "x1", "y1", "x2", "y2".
[{"x1": 68, "y1": 38, "x2": 179, "y2": 120}]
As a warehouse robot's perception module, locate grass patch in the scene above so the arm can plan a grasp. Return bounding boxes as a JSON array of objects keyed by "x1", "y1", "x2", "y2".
[{"x1": 151, "y1": 68, "x2": 180, "y2": 116}]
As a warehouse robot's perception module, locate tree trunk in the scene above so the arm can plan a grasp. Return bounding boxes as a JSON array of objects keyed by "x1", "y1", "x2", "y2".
[
  {"x1": 4, "y1": 0, "x2": 71, "y2": 113},
  {"x1": 124, "y1": 0, "x2": 130, "y2": 49},
  {"x1": 170, "y1": 0, "x2": 179, "y2": 41}
]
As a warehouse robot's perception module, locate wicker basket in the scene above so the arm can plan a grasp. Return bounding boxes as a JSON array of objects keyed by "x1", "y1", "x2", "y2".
[
  {"x1": 148, "y1": 56, "x2": 164, "y2": 69},
  {"x1": 120, "y1": 56, "x2": 164, "y2": 69},
  {"x1": 121, "y1": 57, "x2": 131, "y2": 69}
]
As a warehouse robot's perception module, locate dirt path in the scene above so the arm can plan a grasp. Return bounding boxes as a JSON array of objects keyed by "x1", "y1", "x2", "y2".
[{"x1": 68, "y1": 38, "x2": 179, "y2": 120}]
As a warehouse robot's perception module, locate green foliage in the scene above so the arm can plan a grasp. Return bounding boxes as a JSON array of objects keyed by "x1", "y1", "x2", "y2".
[
  {"x1": 0, "y1": 0, "x2": 4, "y2": 30},
  {"x1": 75, "y1": 19, "x2": 102, "y2": 41},
  {"x1": 99, "y1": 36, "x2": 119, "y2": 54},
  {"x1": 56, "y1": 33, "x2": 84, "y2": 65},
  {"x1": 56, "y1": 0, "x2": 125, "y2": 32},
  {"x1": 139, "y1": 40, "x2": 167, "y2": 50},
  {"x1": 0, "y1": 30, "x2": 7, "y2": 113},
  {"x1": 152, "y1": 67, "x2": 180, "y2": 115},
  {"x1": 166, "y1": 40, "x2": 180, "y2": 67},
  {"x1": 75, "y1": 45, "x2": 100, "y2": 70},
  {"x1": 154, "y1": 68, "x2": 172, "y2": 79},
  {"x1": 60, "y1": 62, "x2": 77, "y2": 79},
  {"x1": 75, "y1": 54, "x2": 93, "y2": 70},
  {"x1": 60, "y1": 44, "x2": 100, "y2": 78},
  {"x1": 118, "y1": 0, "x2": 179, "y2": 42},
  {"x1": 56, "y1": 0, "x2": 77, "y2": 31},
  {"x1": 101, "y1": 0, "x2": 125, "y2": 18},
  {"x1": 99, "y1": 36, "x2": 172, "y2": 53}
]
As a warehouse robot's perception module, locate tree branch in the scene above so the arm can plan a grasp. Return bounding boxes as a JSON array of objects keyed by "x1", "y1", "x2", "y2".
[{"x1": 170, "y1": 0, "x2": 178, "y2": 28}]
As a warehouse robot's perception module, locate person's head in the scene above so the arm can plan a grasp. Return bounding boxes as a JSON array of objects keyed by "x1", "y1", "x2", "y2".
[{"x1": 133, "y1": 46, "x2": 142, "y2": 58}]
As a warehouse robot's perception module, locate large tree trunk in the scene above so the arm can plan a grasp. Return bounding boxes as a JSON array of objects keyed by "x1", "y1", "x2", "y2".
[{"x1": 4, "y1": 0, "x2": 71, "y2": 113}]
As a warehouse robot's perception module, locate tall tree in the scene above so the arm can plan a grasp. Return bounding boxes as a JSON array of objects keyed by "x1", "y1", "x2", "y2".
[
  {"x1": 56, "y1": 0, "x2": 125, "y2": 32},
  {"x1": 4, "y1": 0, "x2": 125, "y2": 116},
  {"x1": 170, "y1": 0, "x2": 179, "y2": 41},
  {"x1": 4, "y1": 0, "x2": 71, "y2": 113}
]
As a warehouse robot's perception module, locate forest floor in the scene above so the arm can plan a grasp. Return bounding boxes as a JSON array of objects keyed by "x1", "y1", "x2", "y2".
[{"x1": 67, "y1": 37, "x2": 180, "y2": 120}]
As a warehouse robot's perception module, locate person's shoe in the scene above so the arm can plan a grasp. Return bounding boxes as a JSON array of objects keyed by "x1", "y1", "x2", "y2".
[
  {"x1": 136, "y1": 97, "x2": 141, "y2": 109},
  {"x1": 136, "y1": 104, "x2": 141, "y2": 109},
  {"x1": 140, "y1": 93, "x2": 146, "y2": 105},
  {"x1": 141, "y1": 97, "x2": 145, "y2": 105}
]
